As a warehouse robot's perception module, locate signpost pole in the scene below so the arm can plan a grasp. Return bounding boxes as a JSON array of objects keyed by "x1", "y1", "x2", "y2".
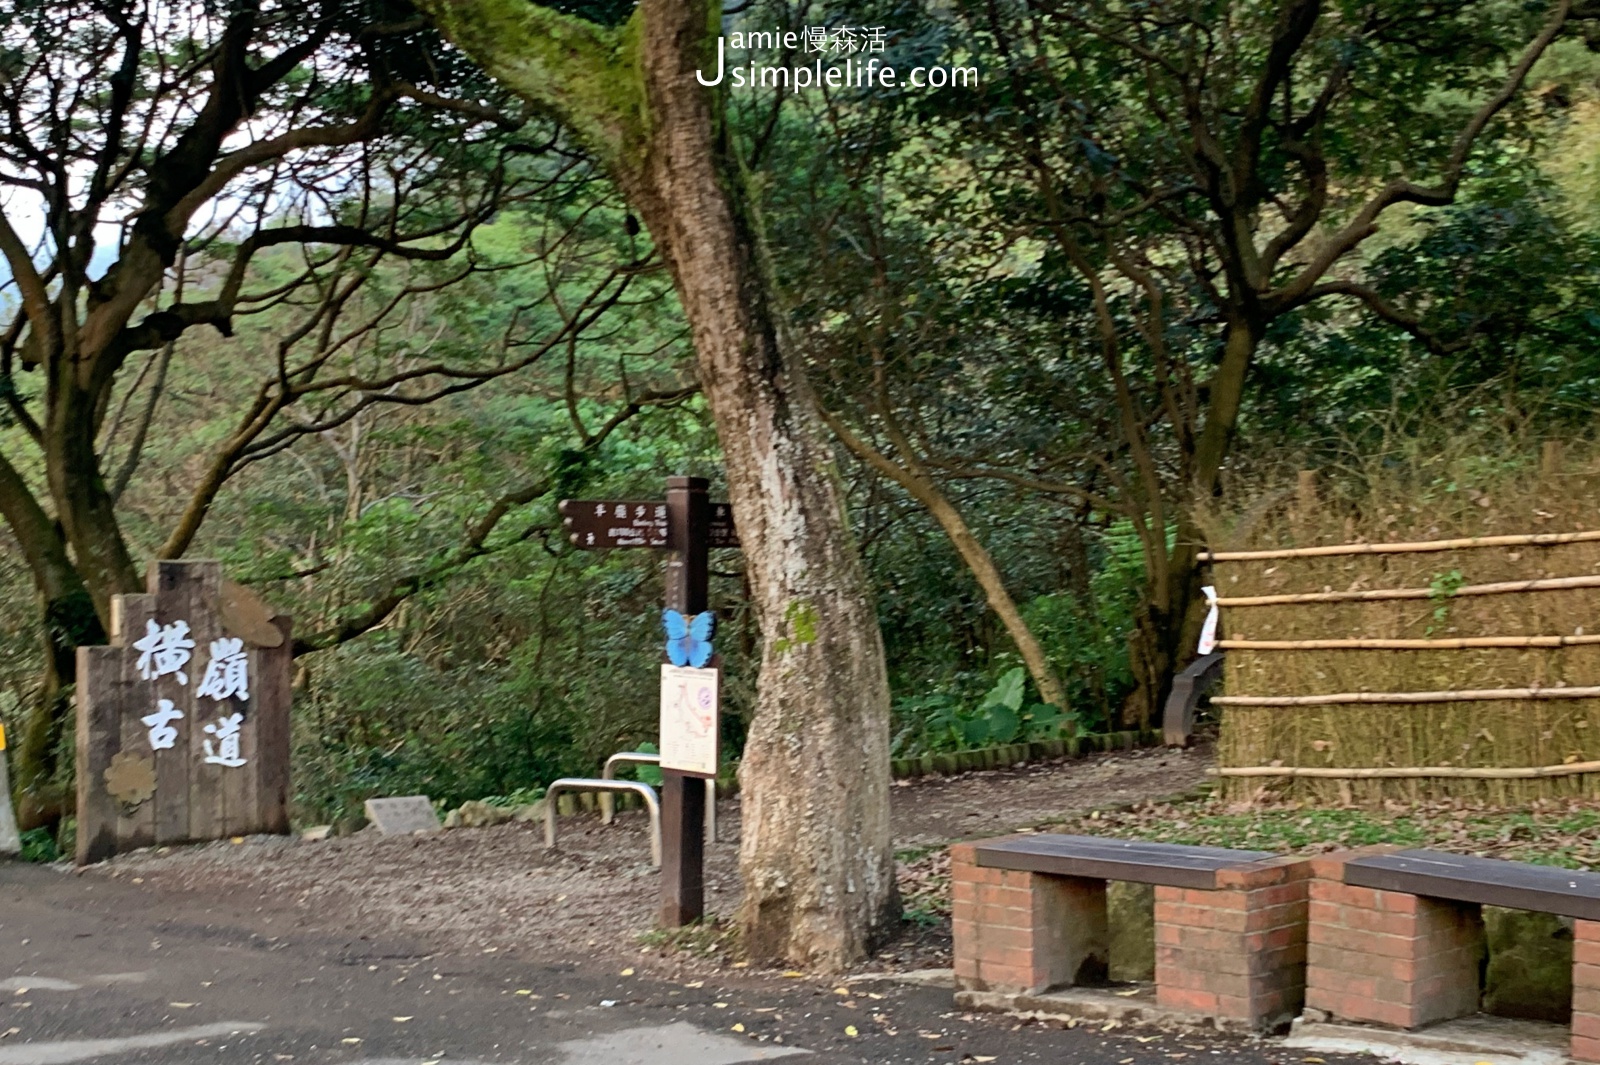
[{"x1": 660, "y1": 475, "x2": 709, "y2": 926}]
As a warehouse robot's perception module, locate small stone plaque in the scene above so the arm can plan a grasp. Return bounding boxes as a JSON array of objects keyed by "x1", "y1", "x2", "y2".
[{"x1": 364, "y1": 795, "x2": 440, "y2": 835}]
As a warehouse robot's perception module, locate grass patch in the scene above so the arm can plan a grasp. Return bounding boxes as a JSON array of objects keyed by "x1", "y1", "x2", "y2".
[
  {"x1": 1048, "y1": 798, "x2": 1600, "y2": 870},
  {"x1": 636, "y1": 915, "x2": 737, "y2": 960}
]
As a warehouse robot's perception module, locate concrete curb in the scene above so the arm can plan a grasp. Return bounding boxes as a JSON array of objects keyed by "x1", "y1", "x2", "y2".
[
  {"x1": 1285, "y1": 1016, "x2": 1573, "y2": 1065},
  {"x1": 953, "y1": 985, "x2": 1261, "y2": 1035}
]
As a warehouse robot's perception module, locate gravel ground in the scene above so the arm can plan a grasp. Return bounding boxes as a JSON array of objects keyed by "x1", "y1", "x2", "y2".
[{"x1": 88, "y1": 743, "x2": 1215, "y2": 973}]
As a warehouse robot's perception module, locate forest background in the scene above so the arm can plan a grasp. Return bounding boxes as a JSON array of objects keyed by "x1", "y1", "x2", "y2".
[{"x1": 4, "y1": 0, "x2": 1600, "y2": 841}]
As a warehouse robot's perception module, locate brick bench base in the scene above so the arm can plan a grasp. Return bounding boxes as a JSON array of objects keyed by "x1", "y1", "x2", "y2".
[
  {"x1": 1155, "y1": 857, "x2": 1309, "y2": 1026},
  {"x1": 1572, "y1": 920, "x2": 1600, "y2": 1061},
  {"x1": 950, "y1": 847, "x2": 1108, "y2": 992},
  {"x1": 951, "y1": 839, "x2": 1310, "y2": 1030},
  {"x1": 1305, "y1": 849, "x2": 1485, "y2": 1030}
]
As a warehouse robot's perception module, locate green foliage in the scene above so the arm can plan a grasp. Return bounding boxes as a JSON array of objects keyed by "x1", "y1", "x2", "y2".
[
  {"x1": 630, "y1": 741, "x2": 663, "y2": 786},
  {"x1": 893, "y1": 666, "x2": 1077, "y2": 755},
  {"x1": 1061, "y1": 801, "x2": 1600, "y2": 873},
  {"x1": 1426, "y1": 569, "x2": 1468, "y2": 634},
  {"x1": 5, "y1": 0, "x2": 1599, "y2": 839},
  {"x1": 18, "y1": 826, "x2": 59, "y2": 863}
]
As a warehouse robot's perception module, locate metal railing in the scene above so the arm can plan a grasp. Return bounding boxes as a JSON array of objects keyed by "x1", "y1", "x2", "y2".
[
  {"x1": 600, "y1": 751, "x2": 716, "y2": 843},
  {"x1": 543, "y1": 778, "x2": 661, "y2": 868}
]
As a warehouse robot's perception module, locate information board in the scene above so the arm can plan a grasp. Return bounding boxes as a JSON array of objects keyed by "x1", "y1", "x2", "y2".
[{"x1": 659, "y1": 665, "x2": 719, "y2": 777}]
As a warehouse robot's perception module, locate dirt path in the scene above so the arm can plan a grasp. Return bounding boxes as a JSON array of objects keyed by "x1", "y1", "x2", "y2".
[
  {"x1": 90, "y1": 744, "x2": 1214, "y2": 971},
  {"x1": 890, "y1": 744, "x2": 1210, "y2": 850}
]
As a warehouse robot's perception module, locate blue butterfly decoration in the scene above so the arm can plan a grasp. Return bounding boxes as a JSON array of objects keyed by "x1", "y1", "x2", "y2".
[{"x1": 663, "y1": 609, "x2": 715, "y2": 668}]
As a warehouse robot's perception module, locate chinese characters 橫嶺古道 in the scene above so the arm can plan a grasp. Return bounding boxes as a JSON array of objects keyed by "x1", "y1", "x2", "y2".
[
  {"x1": 141, "y1": 699, "x2": 183, "y2": 750},
  {"x1": 203, "y1": 713, "x2": 246, "y2": 768},
  {"x1": 197, "y1": 637, "x2": 250, "y2": 702},
  {"x1": 131, "y1": 618, "x2": 251, "y2": 769},
  {"x1": 133, "y1": 619, "x2": 195, "y2": 684}
]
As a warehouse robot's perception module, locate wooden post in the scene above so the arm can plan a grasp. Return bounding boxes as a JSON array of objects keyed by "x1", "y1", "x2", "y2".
[{"x1": 660, "y1": 475, "x2": 709, "y2": 926}]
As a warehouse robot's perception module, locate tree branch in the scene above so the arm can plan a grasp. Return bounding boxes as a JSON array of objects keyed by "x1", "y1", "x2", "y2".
[
  {"x1": 416, "y1": 0, "x2": 643, "y2": 175},
  {"x1": 291, "y1": 383, "x2": 691, "y2": 653},
  {"x1": 1297, "y1": 279, "x2": 1472, "y2": 355},
  {"x1": 1269, "y1": 0, "x2": 1572, "y2": 309}
]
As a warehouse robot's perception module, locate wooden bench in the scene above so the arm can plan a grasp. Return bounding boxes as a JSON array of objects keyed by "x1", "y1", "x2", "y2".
[
  {"x1": 952, "y1": 833, "x2": 1312, "y2": 1029},
  {"x1": 1308, "y1": 847, "x2": 1600, "y2": 1059}
]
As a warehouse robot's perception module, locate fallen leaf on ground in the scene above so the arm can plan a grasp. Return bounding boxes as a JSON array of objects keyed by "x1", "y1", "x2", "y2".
[
  {"x1": 620, "y1": 968, "x2": 634, "y2": 976},
  {"x1": 844, "y1": 1025, "x2": 859, "y2": 1037},
  {"x1": 732, "y1": 1023, "x2": 746, "y2": 1033}
]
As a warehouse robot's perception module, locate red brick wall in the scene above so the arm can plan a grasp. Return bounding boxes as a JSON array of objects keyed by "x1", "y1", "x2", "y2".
[
  {"x1": 1574, "y1": 920, "x2": 1600, "y2": 1062},
  {"x1": 952, "y1": 840, "x2": 1311, "y2": 1029},
  {"x1": 1153, "y1": 856, "x2": 1311, "y2": 1028},
  {"x1": 951, "y1": 841, "x2": 1108, "y2": 993},
  {"x1": 1304, "y1": 852, "x2": 1483, "y2": 1029}
]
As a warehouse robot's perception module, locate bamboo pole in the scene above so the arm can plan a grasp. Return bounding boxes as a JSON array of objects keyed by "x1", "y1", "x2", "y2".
[
  {"x1": 1218, "y1": 634, "x2": 1600, "y2": 650},
  {"x1": 1215, "y1": 686, "x2": 1600, "y2": 706},
  {"x1": 1200, "y1": 529, "x2": 1600, "y2": 562},
  {"x1": 1212, "y1": 761, "x2": 1600, "y2": 780},
  {"x1": 1215, "y1": 574, "x2": 1600, "y2": 608}
]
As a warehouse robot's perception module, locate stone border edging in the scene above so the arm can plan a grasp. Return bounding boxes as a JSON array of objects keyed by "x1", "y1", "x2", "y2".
[
  {"x1": 540, "y1": 729, "x2": 1161, "y2": 819},
  {"x1": 890, "y1": 729, "x2": 1160, "y2": 779}
]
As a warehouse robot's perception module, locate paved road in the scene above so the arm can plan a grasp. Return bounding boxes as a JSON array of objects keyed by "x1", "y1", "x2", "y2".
[{"x1": 0, "y1": 861, "x2": 1306, "y2": 1065}]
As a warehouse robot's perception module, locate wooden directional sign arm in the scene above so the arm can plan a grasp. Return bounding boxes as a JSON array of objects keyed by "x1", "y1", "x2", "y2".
[{"x1": 559, "y1": 497, "x2": 737, "y2": 551}]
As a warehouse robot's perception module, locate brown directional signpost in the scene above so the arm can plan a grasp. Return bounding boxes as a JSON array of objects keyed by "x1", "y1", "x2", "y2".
[{"x1": 558, "y1": 476, "x2": 738, "y2": 927}]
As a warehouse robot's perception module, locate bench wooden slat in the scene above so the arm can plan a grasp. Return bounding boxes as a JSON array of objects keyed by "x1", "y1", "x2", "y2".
[
  {"x1": 1345, "y1": 848, "x2": 1600, "y2": 920},
  {"x1": 974, "y1": 834, "x2": 1276, "y2": 889}
]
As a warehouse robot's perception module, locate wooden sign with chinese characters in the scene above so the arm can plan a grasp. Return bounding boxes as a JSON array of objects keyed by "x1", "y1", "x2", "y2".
[
  {"x1": 75, "y1": 560, "x2": 291, "y2": 864},
  {"x1": 559, "y1": 499, "x2": 739, "y2": 549}
]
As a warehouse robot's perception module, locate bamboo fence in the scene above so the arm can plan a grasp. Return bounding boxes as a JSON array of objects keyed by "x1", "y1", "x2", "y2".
[{"x1": 1213, "y1": 524, "x2": 1600, "y2": 804}]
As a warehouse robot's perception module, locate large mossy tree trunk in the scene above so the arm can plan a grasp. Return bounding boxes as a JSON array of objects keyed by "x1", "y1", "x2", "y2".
[
  {"x1": 422, "y1": 0, "x2": 898, "y2": 968},
  {"x1": 0, "y1": 451, "x2": 114, "y2": 827}
]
